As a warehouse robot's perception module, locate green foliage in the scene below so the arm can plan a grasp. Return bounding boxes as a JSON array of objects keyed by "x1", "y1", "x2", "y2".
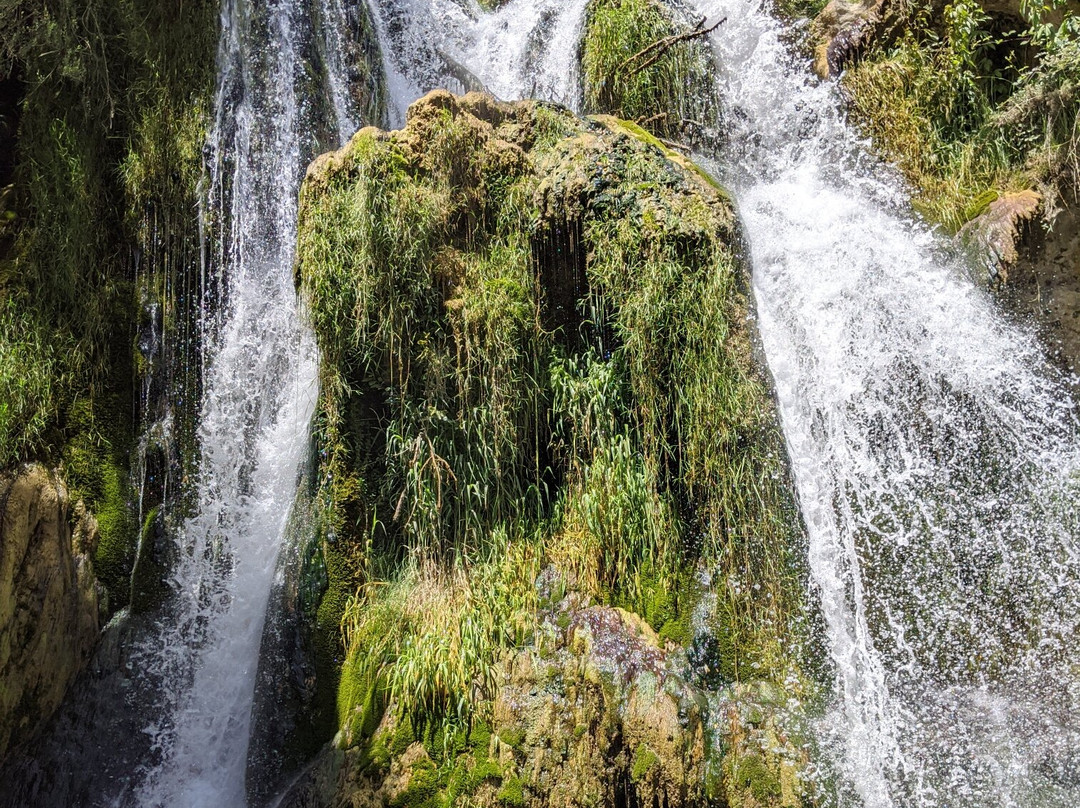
[
  {"x1": 581, "y1": 0, "x2": 717, "y2": 141},
  {"x1": 841, "y1": 0, "x2": 1079, "y2": 229},
  {"x1": 0, "y1": 300, "x2": 62, "y2": 465},
  {"x1": 62, "y1": 397, "x2": 137, "y2": 609},
  {"x1": 0, "y1": 0, "x2": 216, "y2": 611},
  {"x1": 338, "y1": 539, "x2": 540, "y2": 743},
  {"x1": 0, "y1": 0, "x2": 216, "y2": 465},
  {"x1": 995, "y1": 35, "x2": 1080, "y2": 191},
  {"x1": 774, "y1": 0, "x2": 830, "y2": 22},
  {"x1": 299, "y1": 97, "x2": 806, "y2": 760},
  {"x1": 496, "y1": 774, "x2": 526, "y2": 806}
]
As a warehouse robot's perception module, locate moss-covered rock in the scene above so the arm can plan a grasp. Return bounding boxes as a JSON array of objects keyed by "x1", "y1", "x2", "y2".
[
  {"x1": 292, "y1": 89, "x2": 810, "y2": 805},
  {"x1": 281, "y1": 594, "x2": 808, "y2": 808}
]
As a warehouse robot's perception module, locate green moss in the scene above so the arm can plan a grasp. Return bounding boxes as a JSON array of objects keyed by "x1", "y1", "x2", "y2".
[
  {"x1": 468, "y1": 720, "x2": 492, "y2": 755},
  {"x1": 128, "y1": 506, "x2": 172, "y2": 614},
  {"x1": 631, "y1": 742, "x2": 661, "y2": 783},
  {"x1": 496, "y1": 775, "x2": 526, "y2": 806},
  {"x1": 728, "y1": 752, "x2": 783, "y2": 804},
  {"x1": 466, "y1": 758, "x2": 504, "y2": 792},
  {"x1": 496, "y1": 727, "x2": 526, "y2": 750},
  {"x1": 61, "y1": 397, "x2": 137, "y2": 612},
  {"x1": 388, "y1": 756, "x2": 440, "y2": 808}
]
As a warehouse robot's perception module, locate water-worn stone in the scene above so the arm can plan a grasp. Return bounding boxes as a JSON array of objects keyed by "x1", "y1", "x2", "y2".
[
  {"x1": 0, "y1": 464, "x2": 100, "y2": 763},
  {"x1": 810, "y1": 0, "x2": 891, "y2": 78},
  {"x1": 994, "y1": 199, "x2": 1080, "y2": 376}
]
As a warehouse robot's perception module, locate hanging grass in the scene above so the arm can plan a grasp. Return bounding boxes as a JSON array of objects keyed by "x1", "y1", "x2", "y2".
[
  {"x1": 296, "y1": 92, "x2": 809, "y2": 766},
  {"x1": 580, "y1": 0, "x2": 720, "y2": 143}
]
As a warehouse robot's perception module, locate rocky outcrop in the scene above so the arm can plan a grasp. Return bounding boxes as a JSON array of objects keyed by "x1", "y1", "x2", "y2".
[
  {"x1": 994, "y1": 199, "x2": 1080, "y2": 374},
  {"x1": 289, "y1": 88, "x2": 810, "y2": 807},
  {"x1": 958, "y1": 189, "x2": 1043, "y2": 285},
  {"x1": 810, "y1": 0, "x2": 891, "y2": 79},
  {"x1": 0, "y1": 464, "x2": 100, "y2": 763},
  {"x1": 278, "y1": 596, "x2": 807, "y2": 808}
]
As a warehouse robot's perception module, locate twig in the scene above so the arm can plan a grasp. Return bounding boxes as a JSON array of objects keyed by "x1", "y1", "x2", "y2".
[
  {"x1": 660, "y1": 138, "x2": 691, "y2": 153},
  {"x1": 615, "y1": 16, "x2": 726, "y2": 76},
  {"x1": 637, "y1": 112, "x2": 669, "y2": 127}
]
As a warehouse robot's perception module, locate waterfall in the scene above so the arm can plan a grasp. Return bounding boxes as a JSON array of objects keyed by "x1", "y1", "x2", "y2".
[
  {"x1": 6, "y1": 0, "x2": 1076, "y2": 804},
  {"x1": 125, "y1": 1, "x2": 358, "y2": 805},
  {"x1": 683, "y1": 0, "x2": 1080, "y2": 805},
  {"x1": 362, "y1": 0, "x2": 589, "y2": 125}
]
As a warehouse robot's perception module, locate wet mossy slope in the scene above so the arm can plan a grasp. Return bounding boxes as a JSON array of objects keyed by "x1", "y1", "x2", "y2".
[
  {"x1": 291, "y1": 91, "x2": 813, "y2": 807},
  {"x1": 0, "y1": 0, "x2": 219, "y2": 612}
]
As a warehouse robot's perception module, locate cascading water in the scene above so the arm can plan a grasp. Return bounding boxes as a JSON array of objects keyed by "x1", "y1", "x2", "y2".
[
  {"x1": 125, "y1": 0, "x2": 358, "y2": 805},
  {"x1": 9, "y1": 0, "x2": 1077, "y2": 804},
  {"x1": 681, "y1": 0, "x2": 1080, "y2": 804},
  {"x1": 363, "y1": 0, "x2": 589, "y2": 126}
]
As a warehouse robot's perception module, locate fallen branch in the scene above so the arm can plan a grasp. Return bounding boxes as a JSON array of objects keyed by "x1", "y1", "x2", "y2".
[
  {"x1": 660, "y1": 137, "x2": 691, "y2": 153},
  {"x1": 637, "y1": 111, "x2": 669, "y2": 127},
  {"x1": 615, "y1": 16, "x2": 726, "y2": 76}
]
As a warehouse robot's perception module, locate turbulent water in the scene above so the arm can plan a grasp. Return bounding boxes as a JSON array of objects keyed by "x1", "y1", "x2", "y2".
[
  {"x1": 683, "y1": 0, "x2": 1080, "y2": 805},
  {"x1": 140, "y1": 0, "x2": 1080, "y2": 804},
  {"x1": 124, "y1": 0, "x2": 359, "y2": 804},
  {"x1": 364, "y1": 0, "x2": 589, "y2": 126}
]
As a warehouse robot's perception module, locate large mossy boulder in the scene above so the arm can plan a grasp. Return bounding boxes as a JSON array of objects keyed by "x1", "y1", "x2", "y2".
[
  {"x1": 279, "y1": 593, "x2": 809, "y2": 808},
  {"x1": 0, "y1": 464, "x2": 101, "y2": 764},
  {"x1": 291, "y1": 90, "x2": 810, "y2": 806}
]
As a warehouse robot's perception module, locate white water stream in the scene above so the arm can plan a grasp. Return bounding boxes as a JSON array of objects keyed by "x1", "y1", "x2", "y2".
[
  {"x1": 126, "y1": 1, "x2": 358, "y2": 805},
  {"x1": 686, "y1": 0, "x2": 1080, "y2": 805}
]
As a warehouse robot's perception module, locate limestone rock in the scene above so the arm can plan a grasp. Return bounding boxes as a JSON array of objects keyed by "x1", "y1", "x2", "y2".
[
  {"x1": 810, "y1": 0, "x2": 890, "y2": 79},
  {"x1": 992, "y1": 197, "x2": 1080, "y2": 376},
  {"x1": 958, "y1": 189, "x2": 1043, "y2": 285},
  {"x1": 0, "y1": 464, "x2": 100, "y2": 763},
  {"x1": 282, "y1": 598, "x2": 809, "y2": 808}
]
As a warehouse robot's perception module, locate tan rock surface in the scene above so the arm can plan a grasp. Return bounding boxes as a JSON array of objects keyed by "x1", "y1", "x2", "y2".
[{"x1": 0, "y1": 464, "x2": 100, "y2": 763}]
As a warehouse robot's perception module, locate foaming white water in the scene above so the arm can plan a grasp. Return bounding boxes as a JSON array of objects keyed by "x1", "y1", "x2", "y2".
[
  {"x1": 686, "y1": 0, "x2": 1080, "y2": 805},
  {"x1": 365, "y1": 0, "x2": 588, "y2": 125},
  {"x1": 129, "y1": 0, "x2": 357, "y2": 803}
]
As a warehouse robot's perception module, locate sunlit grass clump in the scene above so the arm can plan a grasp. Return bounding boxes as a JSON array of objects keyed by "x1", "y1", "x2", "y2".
[
  {"x1": 839, "y1": 0, "x2": 1079, "y2": 230},
  {"x1": 580, "y1": 0, "x2": 719, "y2": 143}
]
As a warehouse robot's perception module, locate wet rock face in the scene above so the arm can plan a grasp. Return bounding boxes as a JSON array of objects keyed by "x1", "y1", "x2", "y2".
[
  {"x1": 488, "y1": 605, "x2": 706, "y2": 808},
  {"x1": 997, "y1": 201, "x2": 1080, "y2": 376},
  {"x1": 810, "y1": 0, "x2": 891, "y2": 79},
  {"x1": 0, "y1": 464, "x2": 100, "y2": 763}
]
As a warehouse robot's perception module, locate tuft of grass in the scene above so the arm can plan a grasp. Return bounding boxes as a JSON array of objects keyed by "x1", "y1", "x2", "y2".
[
  {"x1": 338, "y1": 538, "x2": 540, "y2": 744},
  {"x1": 581, "y1": 0, "x2": 719, "y2": 142},
  {"x1": 0, "y1": 299, "x2": 62, "y2": 466}
]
